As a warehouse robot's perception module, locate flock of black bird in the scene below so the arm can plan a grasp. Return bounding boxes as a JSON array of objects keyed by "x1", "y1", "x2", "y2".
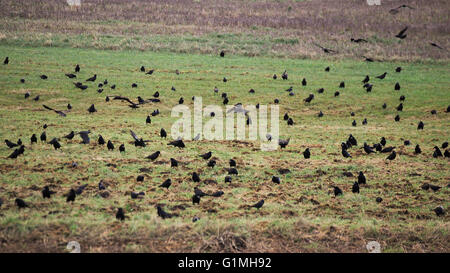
[{"x1": 1, "y1": 16, "x2": 449, "y2": 221}]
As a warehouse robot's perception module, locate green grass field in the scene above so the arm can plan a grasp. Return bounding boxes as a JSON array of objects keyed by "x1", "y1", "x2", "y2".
[{"x1": 0, "y1": 45, "x2": 449, "y2": 252}]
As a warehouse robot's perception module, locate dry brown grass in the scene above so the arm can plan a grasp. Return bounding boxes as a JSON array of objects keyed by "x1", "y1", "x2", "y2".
[{"x1": 0, "y1": 0, "x2": 448, "y2": 60}]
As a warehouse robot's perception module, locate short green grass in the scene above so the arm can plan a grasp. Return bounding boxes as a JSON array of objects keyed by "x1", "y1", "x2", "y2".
[{"x1": 0, "y1": 45, "x2": 448, "y2": 252}]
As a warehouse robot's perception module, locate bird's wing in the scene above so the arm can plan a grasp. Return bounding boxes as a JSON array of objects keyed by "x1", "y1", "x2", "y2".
[
  {"x1": 397, "y1": 26, "x2": 408, "y2": 36},
  {"x1": 43, "y1": 105, "x2": 54, "y2": 111},
  {"x1": 79, "y1": 133, "x2": 90, "y2": 143},
  {"x1": 130, "y1": 130, "x2": 139, "y2": 141}
]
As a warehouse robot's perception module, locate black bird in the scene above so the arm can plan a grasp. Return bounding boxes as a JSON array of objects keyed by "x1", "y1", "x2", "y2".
[
  {"x1": 362, "y1": 56, "x2": 374, "y2": 62},
  {"x1": 395, "y1": 82, "x2": 400, "y2": 90},
  {"x1": 42, "y1": 186, "x2": 56, "y2": 199},
  {"x1": 302, "y1": 78, "x2": 307, "y2": 86},
  {"x1": 350, "y1": 112, "x2": 355, "y2": 117},
  {"x1": 86, "y1": 74, "x2": 97, "y2": 82},
  {"x1": 88, "y1": 104, "x2": 97, "y2": 113},
  {"x1": 430, "y1": 42, "x2": 444, "y2": 50},
  {"x1": 67, "y1": 103, "x2": 72, "y2": 110},
  {"x1": 386, "y1": 151, "x2": 397, "y2": 160},
  {"x1": 282, "y1": 70, "x2": 288, "y2": 80},
  {"x1": 136, "y1": 176, "x2": 144, "y2": 182},
  {"x1": 395, "y1": 26, "x2": 408, "y2": 39},
  {"x1": 442, "y1": 142, "x2": 448, "y2": 149},
  {"x1": 159, "y1": 179, "x2": 172, "y2": 189},
  {"x1": 160, "y1": 128, "x2": 167, "y2": 138},
  {"x1": 107, "y1": 140, "x2": 114, "y2": 151},
  {"x1": 65, "y1": 73, "x2": 76, "y2": 79},
  {"x1": 433, "y1": 146, "x2": 443, "y2": 158},
  {"x1": 430, "y1": 110, "x2": 437, "y2": 115},
  {"x1": 351, "y1": 38, "x2": 367, "y2": 43},
  {"x1": 192, "y1": 194, "x2": 201, "y2": 205},
  {"x1": 119, "y1": 144, "x2": 125, "y2": 152},
  {"x1": 348, "y1": 134, "x2": 357, "y2": 146},
  {"x1": 333, "y1": 186, "x2": 343, "y2": 196},
  {"x1": 78, "y1": 131, "x2": 91, "y2": 144},
  {"x1": 339, "y1": 81, "x2": 345, "y2": 88},
  {"x1": 278, "y1": 138, "x2": 290, "y2": 149},
  {"x1": 362, "y1": 118, "x2": 367, "y2": 125},
  {"x1": 434, "y1": 206, "x2": 445, "y2": 216},
  {"x1": 250, "y1": 200, "x2": 264, "y2": 209},
  {"x1": 146, "y1": 69, "x2": 154, "y2": 75},
  {"x1": 75, "y1": 184, "x2": 88, "y2": 195},
  {"x1": 365, "y1": 84, "x2": 372, "y2": 92},
  {"x1": 272, "y1": 176, "x2": 281, "y2": 184},
  {"x1": 156, "y1": 206, "x2": 173, "y2": 219},
  {"x1": 223, "y1": 97, "x2": 229, "y2": 105},
  {"x1": 287, "y1": 118, "x2": 294, "y2": 126},
  {"x1": 40, "y1": 131, "x2": 47, "y2": 142},
  {"x1": 192, "y1": 172, "x2": 200, "y2": 182},
  {"x1": 66, "y1": 189, "x2": 76, "y2": 202},
  {"x1": 303, "y1": 148, "x2": 310, "y2": 159},
  {"x1": 352, "y1": 182, "x2": 360, "y2": 193},
  {"x1": 395, "y1": 67, "x2": 402, "y2": 73},
  {"x1": 223, "y1": 77, "x2": 227, "y2": 82},
  {"x1": 130, "y1": 192, "x2": 144, "y2": 199},
  {"x1": 220, "y1": 51, "x2": 225, "y2": 57},
  {"x1": 15, "y1": 198, "x2": 28, "y2": 208},
  {"x1": 342, "y1": 147, "x2": 352, "y2": 158},
  {"x1": 382, "y1": 103, "x2": 387, "y2": 109},
  {"x1": 5, "y1": 139, "x2": 18, "y2": 148},
  {"x1": 352, "y1": 120, "x2": 357, "y2": 127},
  {"x1": 131, "y1": 83, "x2": 138, "y2": 88},
  {"x1": 140, "y1": 66, "x2": 145, "y2": 72},
  {"x1": 358, "y1": 171, "x2": 366, "y2": 184},
  {"x1": 170, "y1": 158, "x2": 178, "y2": 167},
  {"x1": 376, "y1": 72, "x2": 387, "y2": 79},
  {"x1": 399, "y1": 95, "x2": 405, "y2": 101},
  {"x1": 43, "y1": 105, "x2": 67, "y2": 117},
  {"x1": 40, "y1": 75, "x2": 48, "y2": 80},
  {"x1": 75, "y1": 64, "x2": 80, "y2": 73},
  {"x1": 313, "y1": 43, "x2": 337, "y2": 54},
  {"x1": 212, "y1": 191, "x2": 224, "y2": 197},
  {"x1": 376, "y1": 197, "x2": 383, "y2": 203},
  {"x1": 362, "y1": 75, "x2": 369, "y2": 84},
  {"x1": 325, "y1": 66, "x2": 330, "y2": 71},
  {"x1": 380, "y1": 137, "x2": 386, "y2": 146},
  {"x1": 227, "y1": 168, "x2": 238, "y2": 175},
  {"x1": 381, "y1": 146, "x2": 395, "y2": 153},
  {"x1": 146, "y1": 151, "x2": 161, "y2": 161},
  {"x1": 363, "y1": 143, "x2": 375, "y2": 154},
  {"x1": 317, "y1": 88, "x2": 324, "y2": 94},
  {"x1": 229, "y1": 159, "x2": 237, "y2": 167},
  {"x1": 318, "y1": 111, "x2": 324, "y2": 117},
  {"x1": 414, "y1": 144, "x2": 422, "y2": 154},
  {"x1": 404, "y1": 140, "x2": 410, "y2": 146},
  {"x1": 207, "y1": 160, "x2": 216, "y2": 168},
  {"x1": 116, "y1": 208, "x2": 125, "y2": 221},
  {"x1": 194, "y1": 187, "x2": 208, "y2": 197},
  {"x1": 395, "y1": 115, "x2": 400, "y2": 122},
  {"x1": 225, "y1": 176, "x2": 232, "y2": 183},
  {"x1": 24, "y1": 91, "x2": 30, "y2": 98},
  {"x1": 396, "y1": 103, "x2": 403, "y2": 111},
  {"x1": 273, "y1": 74, "x2": 277, "y2": 79},
  {"x1": 62, "y1": 131, "x2": 74, "y2": 140},
  {"x1": 416, "y1": 121, "x2": 424, "y2": 130},
  {"x1": 334, "y1": 91, "x2": 340, "y2": 97},
  {"x1": 283, "y1": 113, "x2": 289, "y2": 121},
  {"x1": 199, "y1": 151, "x2": 212, "y2": 160},
  {"x1": 4, "y1": 56, "x2": 9, "y2": 65},
  {"x1": 49, "y1": 138, "x2": 61, "y2": 150},
  {"x1": 33, "y1": 95, "x2": 40, "y2": 101},
  {"x1": 146, "y1": 115, "x2": 151, "y2": 124},
  {"x1": 30, "y1": 134, "x2": 37, "y2": 144},
  {"x1": 444, "y1": 150, "x2": 450, "y2": 158},
  {"x1": 304, "y1": 94, "x2": 314, "y2": 103},
  {"x1": 168, "y1": 139, "x2": 185, "y2": 148}
]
